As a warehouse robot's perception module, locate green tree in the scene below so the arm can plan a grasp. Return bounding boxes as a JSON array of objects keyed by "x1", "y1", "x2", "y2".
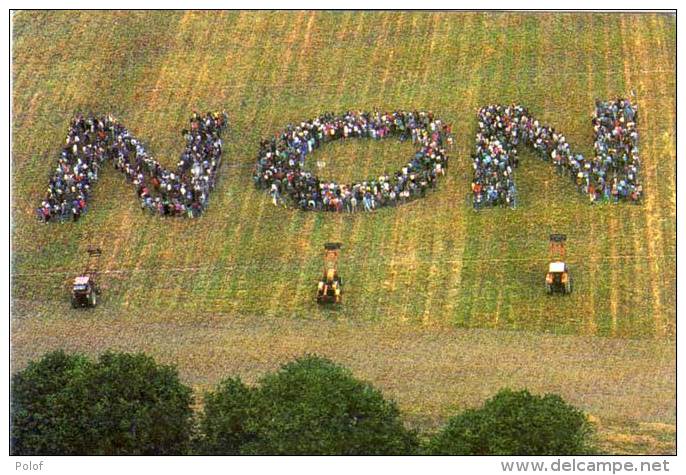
[
  {"x1": 82, "y1": 352, "x2": 194, "y2": 455},
  {"x1": 11, "y1": 350, "x2": 194, "y2": 455},
  {"x1": 11, "y1": 350, "x2": 93, "y2": 455},
  {"x1": 241, "y1": 355, "x2": 418, "y2": 455},
  {"x1": 196, "y1": 377, "x2": 256, "y2": 454},
  {"x1": 427, "y1": 388, "x2": 596, "y2": 455}
]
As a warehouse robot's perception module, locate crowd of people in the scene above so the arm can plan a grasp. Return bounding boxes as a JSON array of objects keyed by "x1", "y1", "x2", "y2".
[
  {"x1": 592, "y1": 99, "x2": 642, "y2": 202},
  {"x1": 253, "y1": 110, "x2": 452, "y2": 212},
  {"x1": 471, "y1": 98, "x2": 641, "y2": 208},
  {"x1": 37, "y1": 111, "x2": 229, "y2": 222},
  {"x1": 37, "y1": 100, "x2": 641, "y2": 220}
]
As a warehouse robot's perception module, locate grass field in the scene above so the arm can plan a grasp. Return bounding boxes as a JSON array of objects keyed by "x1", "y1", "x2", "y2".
[{"x1": 11, "y1": 11, "x2": 676, "y2": 454}]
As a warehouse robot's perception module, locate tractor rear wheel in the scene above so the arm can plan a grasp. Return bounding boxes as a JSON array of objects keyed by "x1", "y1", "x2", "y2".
[
  {"x1": 545, "y1": 283, "x2": 553, "y2": 295},
  {"x1": 71, "y1": 296, "x2": 79, "y2": 308}
]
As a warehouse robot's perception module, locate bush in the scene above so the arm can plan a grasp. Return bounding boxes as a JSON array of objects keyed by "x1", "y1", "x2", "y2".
[
  {"x1": 196, "y1": 377, "x2": 256, "y2": 454},
  {"x1": 11, "y1": 350, "x2": 194, "y2": 455},
  {"x1": 240, "y1": 355, "x2": 418, "y2": 455},
  {"x1": 427, "y1": 388, "x2": 596, "y2": 455}
]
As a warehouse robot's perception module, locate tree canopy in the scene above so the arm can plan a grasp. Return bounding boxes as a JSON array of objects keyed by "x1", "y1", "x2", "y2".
[
  {"x1": 11, "y1": 350, "x2": 194, "y2": 455},
  {"x1": 198, "y1": 355, "x2": 418, "y2": 455},
  {"x1": 427, "y1": 388, "x2": 596, "y2": 455}
]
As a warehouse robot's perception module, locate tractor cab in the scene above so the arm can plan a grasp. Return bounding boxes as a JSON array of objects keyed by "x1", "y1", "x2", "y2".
[
  {"x1": 71, "y1": 247, "x2": 102, "y2": 308},
  {"x1": 316, "y1": 242, "x2": 342, "y2": 304},
  {"x1": 545, "y1": 234, "x2": 572, "y2": 294}
]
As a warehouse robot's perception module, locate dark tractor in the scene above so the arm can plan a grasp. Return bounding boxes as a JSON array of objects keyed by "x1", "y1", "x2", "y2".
[
  {"x1": 71, "y1": 247, "x2": 102, "y2": 308},
  {"x1": 545, "y1": 234, "x2": 572, "y2": 295}
]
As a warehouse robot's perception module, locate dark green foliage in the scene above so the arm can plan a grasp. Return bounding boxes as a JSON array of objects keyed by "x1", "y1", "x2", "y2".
[
  {"x1": 81, "y1": 352, "x2": 194, "y2": 455},
  {"x1": 14, "y1": 350, "x2": 599, "y2": 456},
  {"x1": 426, "y1": 388, "x2": 596, "y2": 455},
  {"x1": 11, "y1": 350, "x2": 92, "y2": 455},
  {"x1": 196, "y1": 377, "x2": 256, "y2": 454},
  {"x1": 240, "y1": 355, "x2": 418, "y2": 455},
  {"x1": 11, "y1": 351, "x2": 194, "y2": 455}
]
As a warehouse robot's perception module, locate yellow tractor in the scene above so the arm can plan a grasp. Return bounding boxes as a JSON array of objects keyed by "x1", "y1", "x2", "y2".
[
  {"x1": 316, "y1": 242, "x2": 343, "y2": 304},
  {"x1": 545, "y1": 234, "x2": 572, "y2": 295}
]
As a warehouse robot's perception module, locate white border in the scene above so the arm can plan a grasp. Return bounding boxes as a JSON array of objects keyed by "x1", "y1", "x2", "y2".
[{"x1": 3, "y1": 4, "x2": 682, "y2": 474}]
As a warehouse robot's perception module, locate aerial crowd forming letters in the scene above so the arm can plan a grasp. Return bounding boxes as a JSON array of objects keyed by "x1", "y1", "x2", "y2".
[
  {"x1": 472, "y1": 98, "x2": 641, "y2": 208},
  {"x1": 36, "y1": 98, "x2": 640, "y2": 222},
  {"x1": 37, "y1": 111, "x2": 229, "y2": 222},
  {"x1": 253, "y1": 110, "x2": 452, "y2": 212}
]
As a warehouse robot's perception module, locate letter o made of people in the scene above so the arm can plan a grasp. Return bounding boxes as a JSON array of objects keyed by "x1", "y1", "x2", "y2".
[{"x1": 252, "y1": 111, "x2": 452, "y2": 212}]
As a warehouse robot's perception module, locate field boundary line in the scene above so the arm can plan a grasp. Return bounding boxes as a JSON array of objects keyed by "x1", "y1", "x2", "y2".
[{"x1": 11, "y1": 253, "x2": 676, "y2": 278}]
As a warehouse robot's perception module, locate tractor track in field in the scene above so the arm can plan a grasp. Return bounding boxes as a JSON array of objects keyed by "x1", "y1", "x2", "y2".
[
  {"x1": 582, "y1": 18, "x2": 614, "y2": 336},
  {"x1": 650, "y1": 15, "x2": 677, "y2": 336},
  {"x1": 347, "y1": 12, "x2": 395, "y2": 318},
  {"x1": 16, "y1": 60, "x2": 674, "y2": 85},
  {"x1": 277, "y1": 11, "x2": 316, "y2": 316},
  {"x1": 632, "y1": 17, "x2": 668, "y2": 337},
  {"x1": 368, "y1": 12, "x2": 407, "y2": 320},
  {"x1": 139, "y1": 12, "x2": 194, "y2": 112},
  {"x1": 491, "y1": 13, "x2": 522, "y2": 329},
  {"x1": 273, "y1": 11, "x2": 339, "y2": 317},
  {"x1": 440, "y1": 14, "x2": 473, "y2": 325},
  {"x1": 608, "y1": 216, "x2": 621, "y2": 336},
  {"x1": 417, "y1": 61, "x2": 450, "y2": 328},
  {"x1": 356, "y1": 13, "x2": 408, "y2": 320},
  {"x1": 174, "y1": 13, "x2": 232, "y2": 313},
  {"x1": 383, "y1": 13, "x2": 421, "y2": 324},
  {"x1": 202, "y1": 12, "x2": 267, "y2": 314},
  {"x1": 150, "y1": 12, "x2": 218, "y2": 312},
  {"x1": 215, "y1": 12, "x2": 276, "y2": 311},
  {"x1": 462, "y1": 14, "x2": 492, "y2": 329},
  {"x1": 618, "y1": 16, "x2": 649, "y2": 337}
]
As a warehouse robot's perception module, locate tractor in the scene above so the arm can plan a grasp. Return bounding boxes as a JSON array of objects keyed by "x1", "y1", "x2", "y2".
[
  {"x1": 545, "y1": 234, "x2": 572, "y2": 295},
  {"x1": 316, "y1": 242, "x2": 343, "y2": 304},
  {"x1": 71, "y1": 246, "x2": 102, "y2": 308}
]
